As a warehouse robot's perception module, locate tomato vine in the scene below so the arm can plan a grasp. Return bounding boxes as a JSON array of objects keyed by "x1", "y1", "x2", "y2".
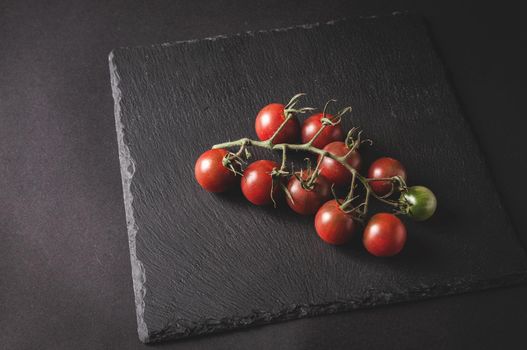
[
  {"x1": 212, "y1": 93, "x2": 406, "y2": 221},
  {"x1": 195, "y1": 93, "x2": 437, "y2": 255}
]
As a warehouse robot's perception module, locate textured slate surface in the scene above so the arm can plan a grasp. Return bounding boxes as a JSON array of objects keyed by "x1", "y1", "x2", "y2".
[{"x1": 109, "y1": 14, "x2": 527, "y2": 343}]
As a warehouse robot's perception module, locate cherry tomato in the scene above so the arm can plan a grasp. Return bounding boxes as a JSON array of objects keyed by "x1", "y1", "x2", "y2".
[
  {"x1": 318, "y1": 141, "x2": 361, "y2": 187},
  {"x1": 315, "y1": 200, "x2": 357, "y2": 245},
  {"x1": 401, "y1": 186, "x2": 437, "y2": 221},
  {"x1": 286, "y1": 172, "x2": 332, "y2": 215},
  {"x1": 363, "y1": 213, "x2": 407, "y2": 257},
  {"x1": 241, "y1": 160, "x2": 281, "y2": 205},
  {"x1": 255, "y1": 103, "x2": 300, "y2": 144},
  {"x1": 301, "y1": 113, "x2": 344, "y2": 149},
  {"x1": 194, "y1": 149, "x2": 238, "y2": 193},
  {"x1": 367, "y1": 157, "x2": 407, "y2": 196}
]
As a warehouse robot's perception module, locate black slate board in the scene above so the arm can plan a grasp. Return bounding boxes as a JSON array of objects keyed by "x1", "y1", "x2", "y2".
[{"x1": 109, "y1": 14, "x2": 527, "y2": 343}]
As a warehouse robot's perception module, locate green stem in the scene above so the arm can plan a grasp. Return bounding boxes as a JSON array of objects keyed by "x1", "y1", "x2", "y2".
[
  {"x1": 305, "y1": 155, "x2": 324, "y2": 188},
  {"x1": 344, "y1": 171, "x2": 356, "y2": 203},
  {"x1": 213, "y1": 137, "x2": 393, "y2": 204},
  {"x1": 280, "y1": 144, "x2": 288, "y2": 170},
  {"x1": 306, "y1": 123, "x2": 328, "y2": 147},
  {"x1": 234, "y1": 140, "x2": 248, "y2": 157},
  {"x1": 267, "y1": 114, "x2": 293, "y2": 144}
]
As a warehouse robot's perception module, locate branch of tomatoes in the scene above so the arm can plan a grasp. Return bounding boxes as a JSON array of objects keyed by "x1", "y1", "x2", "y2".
[{"x1": 194, "y1": 93, "x2": 437, "y2": 257}]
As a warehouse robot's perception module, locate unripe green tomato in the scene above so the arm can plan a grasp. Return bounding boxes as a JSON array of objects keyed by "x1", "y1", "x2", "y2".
[{"x1": 401, "y1": 186, "x2": 437, "y2": 221}]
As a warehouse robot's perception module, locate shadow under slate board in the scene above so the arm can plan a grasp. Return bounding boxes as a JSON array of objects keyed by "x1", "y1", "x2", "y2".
[{"x1": 109, "y1": 14, "x2": 527, "y2": 344}]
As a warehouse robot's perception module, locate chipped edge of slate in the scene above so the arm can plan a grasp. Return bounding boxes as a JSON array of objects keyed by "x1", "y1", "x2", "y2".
[
  {"x1": 108, "y1": 15, "x2": 527, "y2": 344},
  {"x1": 111, "y1": 11, "x2": 409, "y2": 54},
  {"x1": 109, "y1": 51, "x2": 150, "y2": 343},
  {"x1": 147, "y1": 271, "x2": 527, "y2": 343}
]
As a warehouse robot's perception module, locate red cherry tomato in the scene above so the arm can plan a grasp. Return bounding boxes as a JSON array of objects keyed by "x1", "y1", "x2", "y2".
[
  {"x1": 301, "y1": 113, "x2": 344, "y2": 149},
  {"x1": 255, "y1": 103, "x2": 300, "y2": 144},
  {"x1": 194, "y1": 149, "x2": 238, "y2": 193},
  {"x1": 241, "y1": 160, "x2": 281, "y2": 205},
  {"x1": 286, "y1": 172, "x2": 332, "y2": 215},
  {"x1": 318, "y1": 141, "x2": 361, "y2": 187},
  {"x1": 367, "y1": 157, "x2": 407, "y2": 196},
  {"x1": 363, "y1": 213, "x2": 407, "y2": 257},
  {"x1": 314, "y1": 200, "x2": 357, "y2": 245}
]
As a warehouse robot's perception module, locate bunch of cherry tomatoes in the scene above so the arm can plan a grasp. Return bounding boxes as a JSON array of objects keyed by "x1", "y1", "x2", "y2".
[{"x1": 195, "y1": 94, "x2": 437, "y2": 257}]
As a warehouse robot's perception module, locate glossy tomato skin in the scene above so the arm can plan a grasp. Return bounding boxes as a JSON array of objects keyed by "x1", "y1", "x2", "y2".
[
  {"x1": 241, "y1": 160, "x2": 281, "y2": 205},
  {"x1": 363, "y1": 213, "x2": 407, "y2": 257},
  {"x1": 255, "y1": 103, "x2": 300, "y2": 144},
  {"x1": 318, "y1": 141, "x2": 361, "y2": 187},
  {"x1": 194, "y1": 149, "x2": 238, "y2": 193},
  {"x1": 301, "y1": 113, "x2": 344, "y2": 149},
  {"x1": 401, "y1": 186, "x2": 437, "y2": 221},
  {"x1": 315, "y1": 200, "x2": 357, "y2": 245},
  {"x1": 286, "y1": 173, "x2": 332, "y2": 215},
  {"x1": 367, "y1": 157, "x2": 407, "y2": 196}
]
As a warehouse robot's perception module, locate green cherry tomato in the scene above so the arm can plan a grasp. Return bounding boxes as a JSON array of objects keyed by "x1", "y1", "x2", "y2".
[{"x1": 401, "y1": 186, "x2": 437, "y2": 221}]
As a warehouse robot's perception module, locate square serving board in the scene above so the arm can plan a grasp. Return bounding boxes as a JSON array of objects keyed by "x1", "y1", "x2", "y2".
[{"x1": 109, "y1": 14, "x2": 527, "y2": 343}]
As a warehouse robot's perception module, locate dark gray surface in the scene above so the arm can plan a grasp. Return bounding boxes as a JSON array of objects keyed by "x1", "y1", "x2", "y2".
[
  {"x1": 2, "y1": 1, "x2": 527, "y2": 349},
  {"x1": 110, "y1": 15, "x2": 527, "y2": 343}
]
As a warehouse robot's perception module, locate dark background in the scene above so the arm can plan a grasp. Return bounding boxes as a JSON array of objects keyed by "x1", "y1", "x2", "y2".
[{"x1": 1, "y1": 1, "x2": 526, "y2": 349}]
